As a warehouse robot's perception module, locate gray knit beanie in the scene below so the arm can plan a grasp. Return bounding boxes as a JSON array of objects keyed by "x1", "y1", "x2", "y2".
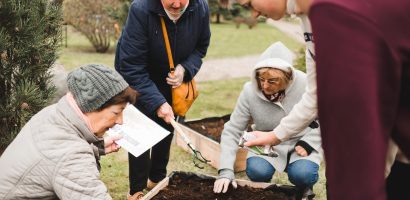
[{"x1": 67, "y1": 64, "x2": 129, "y2": 112}]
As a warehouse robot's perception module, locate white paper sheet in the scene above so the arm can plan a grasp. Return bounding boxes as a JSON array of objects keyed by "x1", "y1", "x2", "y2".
[{"x1": 106, "y1": 104, "x2": 170, "y2": 157}]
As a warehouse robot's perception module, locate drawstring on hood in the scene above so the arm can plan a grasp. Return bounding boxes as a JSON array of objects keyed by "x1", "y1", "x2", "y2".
[{"x1": 287, "y1": 0, "x2": 297, "y2": 14}]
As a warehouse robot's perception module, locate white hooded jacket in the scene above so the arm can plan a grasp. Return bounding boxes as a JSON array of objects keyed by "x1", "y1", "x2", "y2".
[{"x1": 218, "y1": 42, "x2": 323, "y2": 173}]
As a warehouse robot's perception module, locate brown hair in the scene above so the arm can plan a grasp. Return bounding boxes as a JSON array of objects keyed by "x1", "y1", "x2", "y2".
[{"x1": 97, "y1": 87, "x2": 140, "y2": 111}]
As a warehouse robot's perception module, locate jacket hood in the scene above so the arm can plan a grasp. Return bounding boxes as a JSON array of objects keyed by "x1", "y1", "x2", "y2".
[{"x1": 251, "y1": 42, "x2": 296, "y2": 102}]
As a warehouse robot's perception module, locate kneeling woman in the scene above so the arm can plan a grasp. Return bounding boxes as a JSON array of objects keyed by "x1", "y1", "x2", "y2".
[{"x1": 214, "y1": 42, "x2": 323, "y2": 194}]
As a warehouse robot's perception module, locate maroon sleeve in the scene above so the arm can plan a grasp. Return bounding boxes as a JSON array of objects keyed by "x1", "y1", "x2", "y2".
[{"x1": 310, "y1": 3, "x2": 402, "y2": 200}]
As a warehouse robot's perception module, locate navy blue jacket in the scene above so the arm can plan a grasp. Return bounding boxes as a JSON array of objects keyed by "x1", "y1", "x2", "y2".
[{"x1": 115, "y1": 0, "x2": 210, "y2": 117}]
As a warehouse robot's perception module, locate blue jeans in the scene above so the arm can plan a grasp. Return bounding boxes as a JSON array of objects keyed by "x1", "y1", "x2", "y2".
[{"x1": 246, "y1": 157, "x2": 319, "y2": 188}]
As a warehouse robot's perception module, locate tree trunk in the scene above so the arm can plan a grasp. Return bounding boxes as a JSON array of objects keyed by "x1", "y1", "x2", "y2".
[{"x1": 216, "y1": 13, "x2": 221, "y2": 24}]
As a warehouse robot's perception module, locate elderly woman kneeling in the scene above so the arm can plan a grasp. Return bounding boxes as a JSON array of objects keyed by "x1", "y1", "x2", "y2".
[
  {"x1": 214, "y1": 42, "x2": 323, "y2": 195},
  {"x1": 0, "y1": 64, "x2": 139, "y2": 199}
]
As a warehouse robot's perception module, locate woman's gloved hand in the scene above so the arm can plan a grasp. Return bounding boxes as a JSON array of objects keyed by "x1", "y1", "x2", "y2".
[
  {"x1": 166, "y1": 64, "x2": 185, "y2": 88},
  {"x1": 213, "y1": 169, "x2": 238, "y2": 193}
]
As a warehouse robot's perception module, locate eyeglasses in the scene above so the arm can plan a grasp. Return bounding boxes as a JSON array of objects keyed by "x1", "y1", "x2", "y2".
[{"x1": 257, "y1": 77, "x2": 280, "y2": 85}]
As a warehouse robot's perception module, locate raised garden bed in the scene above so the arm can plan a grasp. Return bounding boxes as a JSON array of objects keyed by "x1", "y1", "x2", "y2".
[
  {"x1": 175, "y1": 114, "x2": 251, "y2": 172},
  {"x1": 142, "y1": 171, "x2": 301, "y2": 200},
  {"x1": 184, "y1": 114, "x2": 231, "y2": 143}
]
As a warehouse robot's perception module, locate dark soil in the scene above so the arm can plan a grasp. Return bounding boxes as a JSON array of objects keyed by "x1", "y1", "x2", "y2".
[
  {"x1": 151, "y1": 174, "x2": 291, "y2": 200},
  {"x1": 184, "y1": 114, "x2": 253, "y2": 143},
  {"x1": 0, "y1": 147, "x2": 5, "y2": 156}
]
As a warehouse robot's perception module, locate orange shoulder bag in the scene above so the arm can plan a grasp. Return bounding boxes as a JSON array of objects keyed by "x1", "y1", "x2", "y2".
[{"x1": 160, "y1": 16, "x2": 199, "y2": 117}]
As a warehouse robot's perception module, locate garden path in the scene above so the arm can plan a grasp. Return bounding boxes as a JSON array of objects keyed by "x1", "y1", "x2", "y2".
[{"x1": 196, "y1": 19, "x2": 303, "y2": 82}]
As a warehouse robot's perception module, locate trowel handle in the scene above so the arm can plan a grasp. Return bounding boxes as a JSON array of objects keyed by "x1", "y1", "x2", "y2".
[{"x1": 170, "y1": 118, "x2": 193, "y2": 147}]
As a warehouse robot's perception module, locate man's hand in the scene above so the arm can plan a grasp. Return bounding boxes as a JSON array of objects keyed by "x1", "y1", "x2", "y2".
[
  {"x1": 295, "y1": 145, "x2": 308, "y2": 157},
  {"x1": 157, "y1": 102, "x2": 174, "y2": 123},
  {"x1": 166, "y1": 64, "x2": 185, "y2": 88},
  {"x1": 104, "y1": 135, "x2": 122, "y2": 154},
  {"x1": 243, "y1": 131, "x2": 282, "y2": 147},
  {"x1": 213, "y1": 178, "x2": 237, "y2": 193}
]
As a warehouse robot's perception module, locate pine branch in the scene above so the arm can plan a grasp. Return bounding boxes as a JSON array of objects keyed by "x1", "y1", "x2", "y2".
[{"x1": 0, "y1": 0, "x2": 62, "y2": 148}]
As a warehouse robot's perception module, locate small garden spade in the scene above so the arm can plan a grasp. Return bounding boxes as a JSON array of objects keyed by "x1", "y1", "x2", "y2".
[{"x1": 238, "y1": 131, "x2": 279, "y2": 157}]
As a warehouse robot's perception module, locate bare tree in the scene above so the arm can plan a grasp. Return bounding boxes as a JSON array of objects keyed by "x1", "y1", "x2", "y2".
[{"x1": 63, "y1": 0, "x2": 121, "y2": 53}]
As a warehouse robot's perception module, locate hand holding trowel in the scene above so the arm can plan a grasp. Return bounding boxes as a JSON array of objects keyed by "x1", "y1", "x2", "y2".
[{"x1": 238, "y1": 131, "x2": 279, "y2": 157}]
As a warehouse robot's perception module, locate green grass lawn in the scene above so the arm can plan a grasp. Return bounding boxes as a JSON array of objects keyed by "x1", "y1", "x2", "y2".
[
  {"x1": 57, "y1": 26, "x2": 117, "y2": 70},
  {"x1": 206, "y1": 22, "x2": 301, "y2": 59},
  {"x1": 185, "y1": 78, "x2": 249, "y2": 119},
  {"x1": 57, "y1": 22, "x2": 301, "y2": 70}
]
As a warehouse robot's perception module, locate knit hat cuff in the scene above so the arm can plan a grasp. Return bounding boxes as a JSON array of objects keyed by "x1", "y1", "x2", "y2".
[{"x1": 67, "y1": 64, "x2": 129, "y2": 112}]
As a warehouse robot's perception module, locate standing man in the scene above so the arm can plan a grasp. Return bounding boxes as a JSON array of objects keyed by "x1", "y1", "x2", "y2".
[{"x1": 115, "y1": 0, "x2": 210, "y2": 199}]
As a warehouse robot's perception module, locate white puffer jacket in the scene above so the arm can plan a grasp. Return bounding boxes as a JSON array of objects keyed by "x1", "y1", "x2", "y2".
[{"x1": 0, "y1": 96, "x2": 111, "y2": 200}]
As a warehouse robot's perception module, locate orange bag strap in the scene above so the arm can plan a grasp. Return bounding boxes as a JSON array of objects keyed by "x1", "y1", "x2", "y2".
[{"x1": 160, "y1": 16, "x2": 175, "y2": 72}]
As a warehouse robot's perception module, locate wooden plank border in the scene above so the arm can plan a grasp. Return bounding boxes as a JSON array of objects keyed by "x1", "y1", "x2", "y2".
[{"x1": 174, "y1": 122, "x2": 248, "y2": 172}]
